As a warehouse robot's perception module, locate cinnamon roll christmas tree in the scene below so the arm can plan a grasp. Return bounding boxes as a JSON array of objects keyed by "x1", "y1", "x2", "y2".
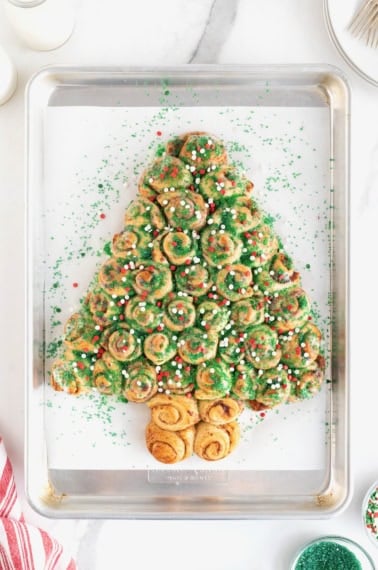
[{"x1": 50, "y1": 132, "x2": 326, "y2": 464}]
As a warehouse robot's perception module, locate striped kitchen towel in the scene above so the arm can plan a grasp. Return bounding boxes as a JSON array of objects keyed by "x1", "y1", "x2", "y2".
[{"x1": 0, "y1": 437, "x2": 76, "y2": 570}]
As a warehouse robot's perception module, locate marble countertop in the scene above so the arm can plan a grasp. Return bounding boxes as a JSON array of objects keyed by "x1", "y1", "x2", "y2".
[{"x1": 1, "y1": 0, "x2": 378, "y2": 568}]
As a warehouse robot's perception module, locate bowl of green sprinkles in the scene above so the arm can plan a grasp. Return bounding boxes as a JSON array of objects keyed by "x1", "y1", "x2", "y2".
[
  {"x1": 291, "y1": 536, "x2": 375, "y2": 570},
  {"x1": 363, "y1": 480, "x2": 378, "y2": 548}
]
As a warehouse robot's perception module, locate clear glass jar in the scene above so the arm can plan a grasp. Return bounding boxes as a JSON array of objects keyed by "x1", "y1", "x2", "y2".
[
  {"x1": 362, "y1": 479, "x2": 378, "y2": 548},
  {"x1": 3, "y1": 0, "x2": 75, "y2": 51},
  {"x1": 290, "y1": 536, "x2": 375, "y2": 570},
  {"x1": 0, "y1": 45, "x2": 17, "y2": 105}
]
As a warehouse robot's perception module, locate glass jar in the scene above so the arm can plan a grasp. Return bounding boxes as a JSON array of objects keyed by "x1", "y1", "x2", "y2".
[
  {"x1": 362, "y1": 479, "x2": 378, "y2": 548},
  {"x1": 3, "y1": 0, "x2": 75, "y2": 51},
  {"x1": 0, "y1": 45, "x2": 17, "y2": 105},
  {"x1": 290, "y1": 536, "x2": 375, "y2": 570}
]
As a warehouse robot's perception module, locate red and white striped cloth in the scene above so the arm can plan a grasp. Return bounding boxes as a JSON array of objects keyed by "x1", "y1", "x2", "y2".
[{"x1": 0, "y1": 437, "x2": 76, "y2": 570}]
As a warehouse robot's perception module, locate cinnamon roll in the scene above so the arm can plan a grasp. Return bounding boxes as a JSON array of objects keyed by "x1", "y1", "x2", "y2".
[
  {"x1": 144, "y1": 331, "x2": 177, "y2": 365},
  {"x1": 146, "y1": 422, "x2": 195, "y2": 464},
  {"x1": 199, "y1": 165, "x2": 253, "y2": 202},
  {"x1": 240, "y1": 223, "x2": 278, "y2": 268},
  {"x1": 245, "y1": 324, "x2": 282, "y2": 370},
  {"x1": 131, "y1": 261, "x2": 173, "y2": 300},
  {"x1": 178, "y1": 327, "x2": 218, "y2": 364},
  {"x1": 157, "y1": 190, "x2": 207, "y2": 231},
  {"x1": 163, "y1": 294, "x2": 196, "y2": 332},
  {"x1": 124, "y1": 197, "x2": 165, "y2": 229},
  {"x1": 146, "y1": 393, "x2": 200, "y2": 431},
  {"x1": 63, "y1": 312, "x2": 100, "y2": 353},
  {"x1": 125, "y1": 295, "x2": 162, "y2": 332},
  {"x1": 194, "y1": 421, "x2": 240, "y2": 461},
  {"x1": 123, "y1": 359, "x2": 158, "y2": 403},
  {"x1": 93, "y1": 351, "x2": 123, "y2": 396},
  {"x1": 139, "y1": 155, "x2": 193, "y2": 194},
  {"x1": 179, "y1": 133, "x2": 228, "y2": 168},
  {"x1": 198, "y1": 398, "x2": 244, "y2": 425},
  {"x1": 162, "y1": 231, "x2": 196, "y2": 265},
  {"x1": 268, "y1": 287, "x2": 311, "y2": 333},
  {"x1": 195, "y1": 300, "x2": 230, "y2": 333},
  {"x1": 195, "y1": 358, "x2": 233, "y2": 400},
  {"x1": 216, "y1": 263, "x2": 254, "y2": 301}
]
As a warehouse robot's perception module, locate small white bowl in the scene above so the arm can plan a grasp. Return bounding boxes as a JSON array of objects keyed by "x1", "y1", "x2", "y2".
[{"x1": 363, "y1": 480, "x2": 378, "y2": 548}]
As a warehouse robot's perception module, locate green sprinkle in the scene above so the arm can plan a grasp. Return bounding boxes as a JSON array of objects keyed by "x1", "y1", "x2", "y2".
[{"x1": 295, "y1": 541, "x2": 362, "y2": 570}]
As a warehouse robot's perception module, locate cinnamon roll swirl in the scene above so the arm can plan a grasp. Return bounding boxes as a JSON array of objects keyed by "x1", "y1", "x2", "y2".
[
  {"x1": 146, "y1": 422, "x2": 195, "y2": 464},
  {"x1": 194, "y1": 421, "x2": 240, "y2": 461},
  {"x1": 146, "y1": 394, "x2": 200, "y2": 431}
]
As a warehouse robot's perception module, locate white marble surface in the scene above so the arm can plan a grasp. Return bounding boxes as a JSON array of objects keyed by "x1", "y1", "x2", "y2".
[{"x1": 0, "y1": 0, "x2": 378, "y2": 568}]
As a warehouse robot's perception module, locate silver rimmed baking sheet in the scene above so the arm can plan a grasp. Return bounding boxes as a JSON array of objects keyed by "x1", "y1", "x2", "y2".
[{"x1": 26, "y1": 64, "x2": 349, "y2": 519}]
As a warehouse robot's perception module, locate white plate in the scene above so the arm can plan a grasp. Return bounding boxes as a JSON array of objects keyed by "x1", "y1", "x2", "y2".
[{"x1": 324, "y1": 0, "x2": 378, "y2": 86}]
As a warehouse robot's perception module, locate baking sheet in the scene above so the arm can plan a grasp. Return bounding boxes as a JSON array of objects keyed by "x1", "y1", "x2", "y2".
[{"x1": 42, "y1": 105, "x2": 331, "y2": 472}]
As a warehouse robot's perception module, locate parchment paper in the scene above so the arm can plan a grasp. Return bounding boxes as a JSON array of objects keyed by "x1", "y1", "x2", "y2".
[{"x1": 42, "y1": 105, "x2": 331, "y2": 470}]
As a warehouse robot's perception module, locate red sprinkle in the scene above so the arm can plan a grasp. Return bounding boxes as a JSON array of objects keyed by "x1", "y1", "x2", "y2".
[
  {"x1": 100, "y1": 213, "x2": 106, "y2": 219},
  {"x1": 156, "y1": 131, "x2": 162, "y2": 136},
  {"x1": 73, "y1": 282, "x2": 79, "y2": 288}
]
